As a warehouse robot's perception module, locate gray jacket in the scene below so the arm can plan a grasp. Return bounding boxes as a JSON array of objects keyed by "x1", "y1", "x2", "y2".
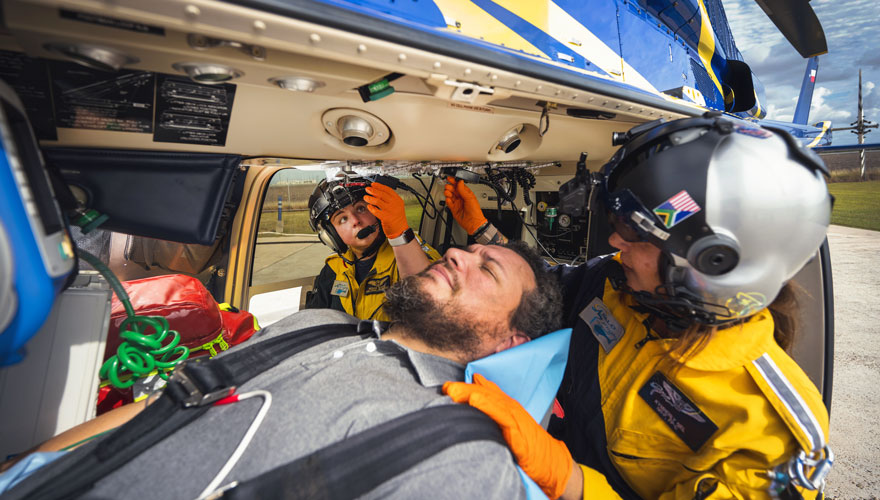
[{"x1": 85, "y1": 309, "x2": 526, "y2": 499}]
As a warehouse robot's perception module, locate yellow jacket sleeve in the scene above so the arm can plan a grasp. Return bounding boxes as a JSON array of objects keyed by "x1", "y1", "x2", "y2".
[{"x1": 580, "y1": 465, "x2": 622, "y2": 500}]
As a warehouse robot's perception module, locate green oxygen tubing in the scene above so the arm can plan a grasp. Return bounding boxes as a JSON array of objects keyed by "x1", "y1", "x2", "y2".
[{"x1": 77, "y1": 249, "x2": 189, "y2": 389}]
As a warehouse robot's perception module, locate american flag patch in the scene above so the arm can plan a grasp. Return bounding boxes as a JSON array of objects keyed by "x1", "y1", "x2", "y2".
[
  {"x1": 733, "y1": 123, "x2": 773, "y2": 139},
  {"x1": 653, "y1": 190, "x2": 701, "y2": 229}
]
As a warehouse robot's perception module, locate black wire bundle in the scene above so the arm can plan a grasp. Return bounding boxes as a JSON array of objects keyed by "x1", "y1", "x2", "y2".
[
  {"x1": 513, "y1": 169, "x2": 536, "y2": 206},
  {"x1": 479, "y1": 166, "x2": 559, "y2": 264}
]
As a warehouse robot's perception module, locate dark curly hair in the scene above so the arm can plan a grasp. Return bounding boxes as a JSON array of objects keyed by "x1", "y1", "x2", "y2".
[{"x1": 501, "y1": 241, "x2": 564, "y2": 338}]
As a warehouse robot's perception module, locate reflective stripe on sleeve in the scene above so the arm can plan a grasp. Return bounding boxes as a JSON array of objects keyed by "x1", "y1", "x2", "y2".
[{"x1": 751, "y1": 353, "x2": 825, "y2": 454}]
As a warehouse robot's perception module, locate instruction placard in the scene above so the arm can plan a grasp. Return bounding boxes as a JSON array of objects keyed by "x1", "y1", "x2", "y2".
[
  {"x1": 153, "y1": 75, "x2": 236, "y2": 147},
  {"x1": 60, "y1": 9, "x2": 165, "y2": 36},
  {"x1": 50, "y1": 61, "x2": 154, "y2": 133},
  {"x1": 0, "y1": 50, "x2": 57, "y2": 140}
]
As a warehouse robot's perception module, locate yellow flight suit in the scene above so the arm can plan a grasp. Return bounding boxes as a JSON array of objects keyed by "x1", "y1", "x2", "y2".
[
  {"x1": 575, "y1": 279, "x2": 830, "y2": 499},
  {"x1": 308, "y1": 236, "x2": 440, "y2": 321}
]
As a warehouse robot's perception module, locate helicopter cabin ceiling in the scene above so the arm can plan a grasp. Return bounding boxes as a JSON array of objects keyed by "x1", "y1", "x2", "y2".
[{"x1": 0, "y1": 0, "x2": 701, "y2": 166}]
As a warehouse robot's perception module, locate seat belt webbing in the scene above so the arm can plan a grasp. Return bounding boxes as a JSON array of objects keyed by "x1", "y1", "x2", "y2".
[
  {"x1": 6, "y1": 322, "x2": 362, "y2": 500},
  {"x1": 225, "y1": 405, "x2": 506, "y2": 500}
]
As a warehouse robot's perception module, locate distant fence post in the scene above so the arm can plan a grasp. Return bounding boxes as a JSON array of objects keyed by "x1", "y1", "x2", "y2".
[{"x1": 276, "y1": 195, "x2": 284, "y2": 233}]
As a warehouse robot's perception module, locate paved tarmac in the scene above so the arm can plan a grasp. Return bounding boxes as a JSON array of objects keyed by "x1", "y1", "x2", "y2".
[
  {"x1": 251, "y1": 234, "x2": 328, "y2": 285},
  {"x1": 824, "y1": 225, "x2": 880, "y2": 499}
]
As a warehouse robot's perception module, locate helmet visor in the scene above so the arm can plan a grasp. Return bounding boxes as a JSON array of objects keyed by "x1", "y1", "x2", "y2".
[
  {"x1": 603, "y1": 188, "x2": 671, "y2": 246},
  {"x1": 607, "y1": 213, "x2": 642, "y2": 243}
]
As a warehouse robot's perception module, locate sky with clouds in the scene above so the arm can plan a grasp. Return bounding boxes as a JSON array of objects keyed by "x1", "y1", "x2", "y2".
[{"x1": 724, "y1": 0, "x2": 879, "y2": 145}]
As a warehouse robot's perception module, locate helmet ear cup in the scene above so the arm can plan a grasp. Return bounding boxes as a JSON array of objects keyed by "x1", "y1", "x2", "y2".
[
  {"x1": 687, "y1": 235, "x2": 740, "y2": 276},
  {"x1": 317, "y1": 223, "x2": 347, "y2": 255}
]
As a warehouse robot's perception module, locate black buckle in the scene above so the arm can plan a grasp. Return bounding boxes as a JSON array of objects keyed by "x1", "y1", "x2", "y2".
[
  {"x1": 169, "y1": 359, "x2": 236, "y2": 408},
  {"x1": 357, "y1": 319, "x2": 388, "y2": 336}
]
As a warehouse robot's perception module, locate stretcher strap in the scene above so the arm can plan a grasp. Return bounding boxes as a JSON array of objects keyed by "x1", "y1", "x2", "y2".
[
  {"x1": 225, "y1": 405, "x2": 506, "y2": 500},
  {"x1": 5, "y1": 323, "x2": 362, "y2": 500}
]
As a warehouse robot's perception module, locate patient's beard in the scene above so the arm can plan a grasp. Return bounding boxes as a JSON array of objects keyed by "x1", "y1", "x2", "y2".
[{"x1": 384, "y1": 274, "x2": 489, "y2": 361}]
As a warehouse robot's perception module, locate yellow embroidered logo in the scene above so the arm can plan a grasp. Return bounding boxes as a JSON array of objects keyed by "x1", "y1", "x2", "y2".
[
  {"x1": 364, "y1": 275, "x2": 392, "y2": 295},
  {"x1": 725, "y1": 292, "x2": 766, "y2": 316}
]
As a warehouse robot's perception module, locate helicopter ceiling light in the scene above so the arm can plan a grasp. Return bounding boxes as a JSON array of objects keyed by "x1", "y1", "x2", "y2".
[
  {"x1": 172, "y1": 62, "x2": 243, "y2": 84},
  {"x1": 43, "y1": 42, "x2": 138, "y2": 72},
  {"x1": 269, "y1": 76, "x2": 325, "y2": 92}
]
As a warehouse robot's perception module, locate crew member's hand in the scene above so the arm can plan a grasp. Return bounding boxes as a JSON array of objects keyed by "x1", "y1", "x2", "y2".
[
  {"x1": 444, "y1": 176, "x2": 487, "y2": 235},
  {"x1": 443, "y1": 373, "x2": 574, "y2": 499},
  {"x1": 364, "y1": 182, "x2": 409, "y2": 238}
]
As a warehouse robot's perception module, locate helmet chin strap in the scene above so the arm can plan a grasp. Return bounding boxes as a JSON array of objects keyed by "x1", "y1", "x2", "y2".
[
  {"x1": 609, "y1": 256, "x2": 734, "y2": 333},
  {"x1": 608, "y1": 273, "x2": 692, "y2": 333},
  {"x1": 340, "y1": 231, "x2": 386, "y2": 266}
]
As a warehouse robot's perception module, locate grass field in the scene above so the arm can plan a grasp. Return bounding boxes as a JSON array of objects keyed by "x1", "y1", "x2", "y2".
[
  {"x1": 828, "y1": 180, "x2": 880, "y2": 231},
  {"x1": 258, "y1": 203, "x2": 425, "y2": 236}
]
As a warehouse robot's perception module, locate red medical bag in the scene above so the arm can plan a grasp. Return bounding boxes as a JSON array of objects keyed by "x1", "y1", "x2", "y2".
[{"x1": 97, "y1": 274, "x2": 258, "y2": 413}]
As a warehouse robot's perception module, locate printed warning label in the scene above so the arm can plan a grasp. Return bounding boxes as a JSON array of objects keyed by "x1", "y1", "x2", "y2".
[
  {"x1": 50, "y1": 60, "x2": 154, "y2": 133},
  {"x1": 0, "y1": 51, "x2": 56, "y2": 140},
  {"x1": 153, "y1": 75, "x2": 236, "y2": 146}
]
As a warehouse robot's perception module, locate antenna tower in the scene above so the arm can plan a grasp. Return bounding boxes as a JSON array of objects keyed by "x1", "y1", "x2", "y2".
[{"x1": 829, "y1": 70, "x2": 878, "y2": 180}]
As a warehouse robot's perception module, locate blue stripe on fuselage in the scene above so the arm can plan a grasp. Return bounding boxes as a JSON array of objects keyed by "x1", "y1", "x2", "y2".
[{"x1": 469, "y1": 0, "x2": 609, "y2": 76}]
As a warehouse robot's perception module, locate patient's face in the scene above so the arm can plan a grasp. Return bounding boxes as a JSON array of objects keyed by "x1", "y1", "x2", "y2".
[{"x1": 384, "y1": 245, "x2": 535, "y2": 361}]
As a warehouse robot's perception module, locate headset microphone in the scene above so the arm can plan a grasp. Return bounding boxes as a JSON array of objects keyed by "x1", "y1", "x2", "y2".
[{"x1": 356, "y1": 223, "x2": 380, "y2": 239}]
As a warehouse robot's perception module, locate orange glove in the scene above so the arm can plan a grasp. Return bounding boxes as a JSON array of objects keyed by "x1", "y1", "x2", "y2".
[
  {"x1": 443, "y1": 373, "x2": 574, "y2": 499},
  {"x1": 444, "y1": 176, "x2": 487, "y2": 235},
  {"x1": 363, "y1": 182, "x2": 409, "y2": 238}
]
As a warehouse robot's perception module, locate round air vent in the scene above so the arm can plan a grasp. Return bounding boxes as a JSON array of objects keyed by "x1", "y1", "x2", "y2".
[
  {"x1": 494, "y1": 125, "x2": 524, "y2": 154},
  {"x1": 486, "y1": 124, "x2": 542, "y2": 160},
  {"x1": 321, "y1": 108, "x2": 390, "y2": 148}
]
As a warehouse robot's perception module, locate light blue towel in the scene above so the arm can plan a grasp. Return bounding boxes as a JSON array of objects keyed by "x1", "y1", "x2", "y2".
[
  {"x1": 464, "y1": 328, "x2": 573, "y2": 500},
  {"x1": 0, "y1": 451, "x2": 67, "y2": 493}
]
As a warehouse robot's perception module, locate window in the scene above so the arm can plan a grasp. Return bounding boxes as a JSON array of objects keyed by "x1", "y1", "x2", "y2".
[
  {"x1": 247, "y1": 168, "x2": 431, "y2": 326},
  {"x1": 252, "y1": 169, "x2": 330, "y2": 287}
]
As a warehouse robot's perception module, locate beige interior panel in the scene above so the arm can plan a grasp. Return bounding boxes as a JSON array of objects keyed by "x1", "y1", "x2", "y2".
[{"x1": 2, "y1": 0, "x2": 697, "y2": 163}]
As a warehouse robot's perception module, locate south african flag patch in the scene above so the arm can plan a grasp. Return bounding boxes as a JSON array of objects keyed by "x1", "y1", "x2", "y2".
[{"x1": 653, "y1": 190, "x2": 701, "y2": 229}]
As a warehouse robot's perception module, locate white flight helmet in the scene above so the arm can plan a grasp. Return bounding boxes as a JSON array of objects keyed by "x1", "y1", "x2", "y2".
[{"x1": 602, "y1": 113, "x2": 832, "y2": 326}]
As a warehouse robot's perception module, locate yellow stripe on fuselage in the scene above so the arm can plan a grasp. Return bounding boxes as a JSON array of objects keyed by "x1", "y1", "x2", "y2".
[
  {"x1": 806, "y1": 121, "x2": 831, "y2": 148},
  {"x1": 434, "y1": 0, "x2": 548, "y2": 59},
  {"x1": 696, "y1": 0, "x2": 723, "y2": 95},
  {"x1": 490, "y1": 0, "x2": 658, "y2": 92},
  {"x1": 547, "y1": 1, "x2": 657, "y2": 91}
]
